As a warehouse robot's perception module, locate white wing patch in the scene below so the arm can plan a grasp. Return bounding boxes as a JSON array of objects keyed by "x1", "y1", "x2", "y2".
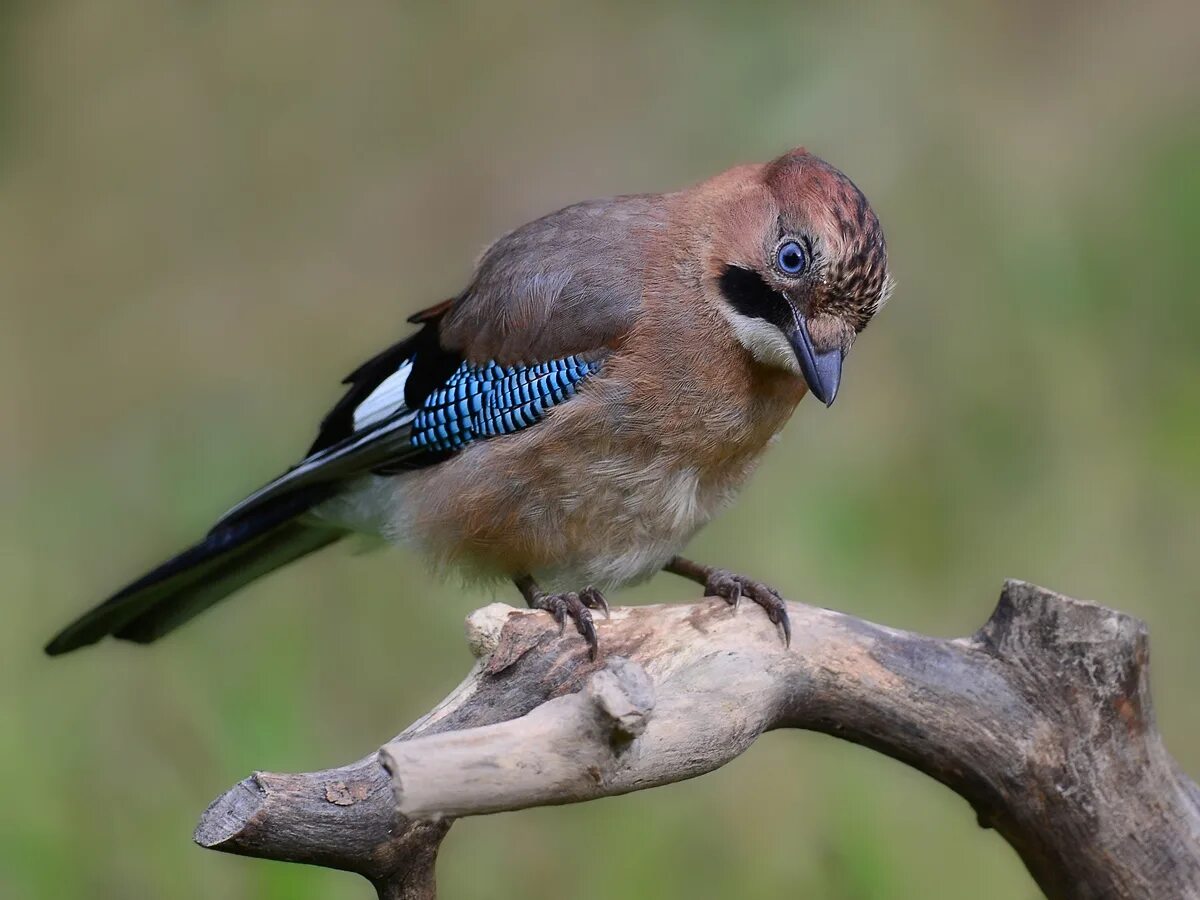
[{"x1": 352, "y1": 361, "x2": 413, "y2": 431}]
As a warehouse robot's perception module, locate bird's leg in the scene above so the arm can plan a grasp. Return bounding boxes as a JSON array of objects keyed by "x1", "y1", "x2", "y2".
[
  {"x1": 663, "y1": 556, "x2": 791, "y2": 646},
  {"x1": 513, "y1": 574, "x2": 609, "y2": 660}
]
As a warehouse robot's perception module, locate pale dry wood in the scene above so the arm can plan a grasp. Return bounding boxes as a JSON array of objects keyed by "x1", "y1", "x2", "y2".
[
  {"x1": 196, "y1": 581, "x2": 1200, "y2": 900},
  {"x1": 384, "y1": 656, "x2": 655, "y2": 818}
]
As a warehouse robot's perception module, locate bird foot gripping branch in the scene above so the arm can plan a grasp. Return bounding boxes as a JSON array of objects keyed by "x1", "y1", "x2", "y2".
[
  {"x1": 47, "y1": 148, "x2": 890, "y2": 670},
  {"x1": 665, "y1": 556, "x2": 792, "y2": 646},
  {"x1": 195, "y1": 583, "x2": 1200, "y2": 900},
  {"x1": 514, "y1": 575, "x2": 610, "y2": 659}
]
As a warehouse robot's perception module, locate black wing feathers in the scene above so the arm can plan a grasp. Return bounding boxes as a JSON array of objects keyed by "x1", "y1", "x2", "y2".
[
  {"x1": 308, "y1": 316, "x2": 460, "y2": 456},
  {"x1": 308, "y1": 335, "x2": 416, "y2": 456},
  {"x1": 43, "y1": 484, "x2": 338, "y2": 655},
  {"x1": 45, "y1": 196, "x2": 660, "y2": 654}
]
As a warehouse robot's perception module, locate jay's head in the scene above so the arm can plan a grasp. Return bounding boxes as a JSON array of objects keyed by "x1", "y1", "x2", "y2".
[{"x1": 704, "y1": 148, "x2": 892, "y2": 406}]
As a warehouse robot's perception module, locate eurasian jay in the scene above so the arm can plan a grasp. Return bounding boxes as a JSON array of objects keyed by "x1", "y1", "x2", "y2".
[{"x1": 46, "y1": 148, "x2": 892, "y2": 659}]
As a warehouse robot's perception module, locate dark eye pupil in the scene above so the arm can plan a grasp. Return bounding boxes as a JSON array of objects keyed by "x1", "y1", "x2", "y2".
[{"x1": 778, "y1": 241, "x2": 806, "y2": 274}]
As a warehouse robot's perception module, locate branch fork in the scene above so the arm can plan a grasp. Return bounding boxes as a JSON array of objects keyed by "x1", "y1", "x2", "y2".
[{"x1": 195, "y1": 581, "x2": 1200, "y2": 900}]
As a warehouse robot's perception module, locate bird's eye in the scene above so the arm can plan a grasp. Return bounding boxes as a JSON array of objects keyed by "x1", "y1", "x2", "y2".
[{"x1": 776, "y1": 239, "x2": 807, "y2": 276}]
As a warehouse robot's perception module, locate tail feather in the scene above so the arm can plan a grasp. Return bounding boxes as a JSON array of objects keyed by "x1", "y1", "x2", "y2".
[
  {"x1": 45, "y1": 488, "x2": 340, "y2": 656},
  {"x1": 112, "y1": 523, "x2": 340, "y2": 644}
]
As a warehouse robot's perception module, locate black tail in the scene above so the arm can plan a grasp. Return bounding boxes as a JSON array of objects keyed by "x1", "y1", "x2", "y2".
[{"x1": 45, "y1": 488, "x2": 341, "y2": 656}]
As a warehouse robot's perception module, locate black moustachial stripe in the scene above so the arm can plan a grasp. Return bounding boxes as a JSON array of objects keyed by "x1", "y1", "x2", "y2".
[{"x1": 718, "y1": 265, "x2": 796, "y2": 332}]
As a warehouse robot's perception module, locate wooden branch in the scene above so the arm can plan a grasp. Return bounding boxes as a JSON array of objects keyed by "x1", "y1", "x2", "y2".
[{"x1": 195, "y1": 581, "x2": 1200, "y2": 899}]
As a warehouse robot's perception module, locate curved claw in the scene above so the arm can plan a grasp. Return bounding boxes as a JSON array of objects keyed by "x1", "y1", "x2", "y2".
[
  {"x1": 531, "y1": 590, "x2": 601, "y2": 660},
  {"x1": 572, "y1": 606, "x2": 599, "y2": 659},
  {"x1": 704, "y1": 570, "x2": 790, "y2": 647},
  {"x1": 579, "y1": 586, "x2": 610, "y2": 619},
  {"x1": 550, "y1": 598, "x2": 568, "y2": 632},
  {"x1": 761, "y1": 591, "x2": 791, "y2": 647}
]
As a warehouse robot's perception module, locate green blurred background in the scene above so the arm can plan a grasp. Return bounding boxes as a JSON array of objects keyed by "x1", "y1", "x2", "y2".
[{"x1": 3, "y1": 2, "x2": 1199, "y2": 897}]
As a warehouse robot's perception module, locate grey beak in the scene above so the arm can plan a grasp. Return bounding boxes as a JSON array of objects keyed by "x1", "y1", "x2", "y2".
[{"x1": 790, "y1": 313, "x2": 843, "y2": 407}]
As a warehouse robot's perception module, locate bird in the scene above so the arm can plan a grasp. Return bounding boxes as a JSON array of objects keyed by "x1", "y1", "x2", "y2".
[{"x1": 45, "y1": 148, "x2": 892, "y2": 660}]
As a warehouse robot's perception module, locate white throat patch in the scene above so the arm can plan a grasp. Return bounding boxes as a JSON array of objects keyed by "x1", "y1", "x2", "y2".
[{"x1": 717, "y1": 307, "x2": 801, "y2": 375}]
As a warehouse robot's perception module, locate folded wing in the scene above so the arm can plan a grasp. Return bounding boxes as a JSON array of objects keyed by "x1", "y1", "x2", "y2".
[{"x1": 45, "y1": 192, "x2": 663, "y2": 653}]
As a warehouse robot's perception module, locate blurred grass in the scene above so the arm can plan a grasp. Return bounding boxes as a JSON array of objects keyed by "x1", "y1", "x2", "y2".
[{"x1": 2, "y1": 2, "x2": 1199, "y2": 898}]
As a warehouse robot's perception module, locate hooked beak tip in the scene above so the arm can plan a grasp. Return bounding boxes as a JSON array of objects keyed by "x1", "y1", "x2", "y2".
[
  {"x1": 810, "y1": 360, "x2": 841, "y2": 407},
  {"x1": 790, "y1": 315, "x2": 843, "y2": 407}
]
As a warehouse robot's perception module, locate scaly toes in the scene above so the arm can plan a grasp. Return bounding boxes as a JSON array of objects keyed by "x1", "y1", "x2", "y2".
[
  {"x1": 743, "y1": 582, "x2": 791, "y2": 647},
  {"x1": 705, "y1": 571, "x2": 743, "y2": 609},
  {"x1": 705, "y1": 570, "x2": 791, "y2": 647},
  {"x1": 536, "y1": 591, "x2": 600, "y2": 660}
]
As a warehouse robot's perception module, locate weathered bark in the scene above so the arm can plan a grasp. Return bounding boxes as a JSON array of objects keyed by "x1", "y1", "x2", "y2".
[{"x1": 195, "y1": 581, "x2": 1200, "y2": 899}]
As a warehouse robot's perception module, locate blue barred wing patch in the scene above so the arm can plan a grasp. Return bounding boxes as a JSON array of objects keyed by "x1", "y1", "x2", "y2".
[{"x1": 410, "y1": 355, "x2": 600, "y2": 453}]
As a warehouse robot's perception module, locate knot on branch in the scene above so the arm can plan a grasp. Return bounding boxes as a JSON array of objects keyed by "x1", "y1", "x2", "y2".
[
  {"x1": 586, "y1": 657, "x2": 655, "y2": 741},
  {"x1": 463, "y1": 602, "x2": 514, "y2": 658},
  {"x1": 193, "y1": 582, "x2": 1200, "y2": 900}
]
